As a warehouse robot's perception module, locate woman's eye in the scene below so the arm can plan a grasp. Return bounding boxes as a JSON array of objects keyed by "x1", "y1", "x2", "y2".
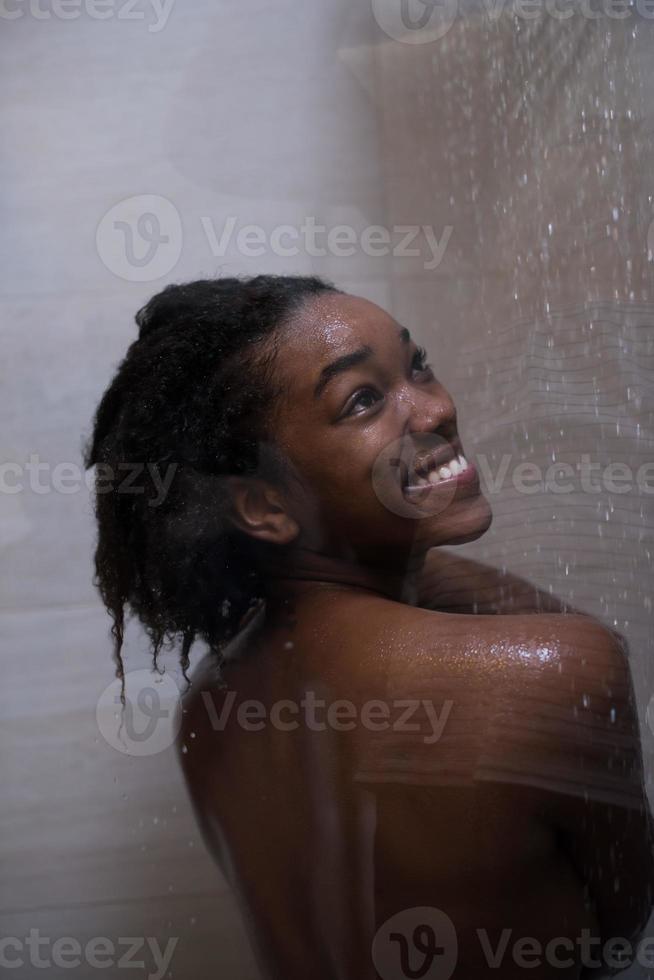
[
  {"x1": 345, "y1": 387, "x2": 382, "y2": 417},
  {"x1": 411, "y1": 346, "x2": 434, "y2": 380}
]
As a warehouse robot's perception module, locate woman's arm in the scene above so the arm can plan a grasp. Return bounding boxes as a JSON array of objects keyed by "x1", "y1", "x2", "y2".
[
  {"x1": 415, "y1": 548, "x2": 583, "y2": 616},
  {"x1": 536, "y1": 620, "x2": 654, "y2": 969}
]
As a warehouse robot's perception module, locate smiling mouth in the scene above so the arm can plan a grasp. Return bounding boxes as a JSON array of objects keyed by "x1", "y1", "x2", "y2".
[
  {"x1": 406, "y1": 451, "x2": 470, "y2": 487},
  {"x1": 398, "y1": 442, "x2": 475, "y2": 496}
]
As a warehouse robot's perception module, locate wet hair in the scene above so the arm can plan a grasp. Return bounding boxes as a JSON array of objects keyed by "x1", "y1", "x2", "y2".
[{"x1": 84, "y1": 274, "x2": 340, "y2": 690}]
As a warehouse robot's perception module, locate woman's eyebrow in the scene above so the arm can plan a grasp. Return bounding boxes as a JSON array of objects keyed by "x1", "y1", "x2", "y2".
[
  {"x1": 313, "y1": 345, "x2": 373, "y2": 398},
  {"x1": 312, "y1": 327, "x2": 411, "y2": 399}
]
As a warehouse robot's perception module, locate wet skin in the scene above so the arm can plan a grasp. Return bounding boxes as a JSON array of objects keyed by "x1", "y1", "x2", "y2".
[{"x1": 178, "y1": 294, "x2": 653, "y2": 979}]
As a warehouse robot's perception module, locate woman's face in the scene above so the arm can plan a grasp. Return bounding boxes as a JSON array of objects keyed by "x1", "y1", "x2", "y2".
[{"x1": 266, "y1": 292, "x2": 492, "y2": 566}]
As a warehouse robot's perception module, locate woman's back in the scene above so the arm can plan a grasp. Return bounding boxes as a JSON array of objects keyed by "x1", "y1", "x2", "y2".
[{"x1": 179, "y1": 589, "x2": 650, "y2": 980}]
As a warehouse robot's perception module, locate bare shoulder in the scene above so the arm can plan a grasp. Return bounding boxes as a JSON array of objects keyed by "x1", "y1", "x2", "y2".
[
  {"x1": 297, "y1": 589, "x2": 631, "y2": 705},
  {"x1": 382, "y1": 603, "x2": 638, "y2": 746},
  {"x1": 347, "y1": 600, "x2": 645, "y2": 806},
  {"x1": 346, "y1": 597, "x2": 629, "y2": 691}
]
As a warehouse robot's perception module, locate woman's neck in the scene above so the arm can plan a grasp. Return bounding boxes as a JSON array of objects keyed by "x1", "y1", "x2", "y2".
[{"x1": 261, "y1": 546, "x2": 420, "y2": 606}]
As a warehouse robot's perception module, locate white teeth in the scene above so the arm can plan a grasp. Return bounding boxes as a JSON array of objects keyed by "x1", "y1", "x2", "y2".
[{"x1": 405, "y1": 450, "x2": 469, "y2": 491}]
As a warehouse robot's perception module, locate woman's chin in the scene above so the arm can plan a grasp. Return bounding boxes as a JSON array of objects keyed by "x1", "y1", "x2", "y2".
[{"x1": 416, "y1": 493, "x2": 493, "y2": 548}]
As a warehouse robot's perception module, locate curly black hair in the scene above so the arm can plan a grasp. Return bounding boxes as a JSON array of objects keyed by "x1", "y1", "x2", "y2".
[{"x1": 84, "y1": 274, "x2": 340, "y2": 692}]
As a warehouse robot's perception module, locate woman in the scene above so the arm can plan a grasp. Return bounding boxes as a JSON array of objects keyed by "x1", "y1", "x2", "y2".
[{"x1": 86, "y1": 275, "x2": 653, "y2": 980}]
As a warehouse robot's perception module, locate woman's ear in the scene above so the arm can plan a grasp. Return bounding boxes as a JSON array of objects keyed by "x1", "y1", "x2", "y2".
[{"x1": 225, "y1": 476, "x2": 299, "y2": 546}]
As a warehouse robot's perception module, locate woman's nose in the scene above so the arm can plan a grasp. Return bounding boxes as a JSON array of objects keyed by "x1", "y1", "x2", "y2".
[{"x1": 405, "y1": 385, "x2": 457, "y2": 436}]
